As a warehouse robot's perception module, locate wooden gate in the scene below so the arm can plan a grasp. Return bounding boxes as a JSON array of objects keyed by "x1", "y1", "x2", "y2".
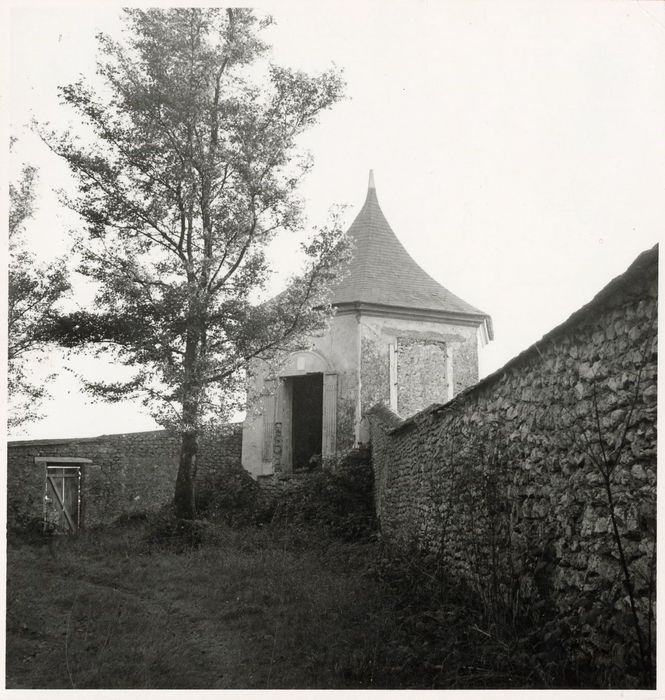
[{"x1": 44, "y1": 465, "x2": 81, "y2": 533}]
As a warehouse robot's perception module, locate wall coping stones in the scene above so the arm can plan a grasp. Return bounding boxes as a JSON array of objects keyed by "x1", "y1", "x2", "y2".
[
  {"x1": 34, "y1": 457, "x2": 93, "y2": 464},
  {"x1": 7, "y1": 429, "x2": 170, "y2": 448},
  {"x1": 8, "y1": 423, "x2": 243, "y2": 449}
]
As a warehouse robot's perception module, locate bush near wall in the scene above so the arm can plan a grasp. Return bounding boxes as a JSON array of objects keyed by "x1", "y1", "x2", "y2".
[
  {"x1": 196, "y1": 447, "x2": 377, "y2": 542},
  {"x1": 367, "y1": 245, "x2": 657, "y2": 687}
]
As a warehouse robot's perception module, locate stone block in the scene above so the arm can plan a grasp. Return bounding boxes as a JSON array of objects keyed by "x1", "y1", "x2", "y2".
[{"x1": 642, "y1": 384, "x2": 657, "y2": 404}]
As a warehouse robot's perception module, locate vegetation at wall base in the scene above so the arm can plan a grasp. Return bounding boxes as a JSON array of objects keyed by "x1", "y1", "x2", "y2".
[
  {"x1": 194, "y1": 449, "x2": 377, "y2": 541},
  {"x1": 350, "y1": 544, "x2": 649, "y2": 689}
]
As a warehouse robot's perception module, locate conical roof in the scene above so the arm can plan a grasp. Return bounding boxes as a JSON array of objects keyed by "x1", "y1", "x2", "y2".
[{"x1": 331, "y1": 172, "x2": 493, "y2": 338}]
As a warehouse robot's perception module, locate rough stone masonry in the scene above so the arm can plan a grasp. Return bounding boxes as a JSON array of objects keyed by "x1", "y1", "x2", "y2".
[
  {"x1": 366, "y1": 245, "x2": 657, "y2": 676},
  {"x1": 7, "y1": 427, "x2": 242, "y2": 530}
]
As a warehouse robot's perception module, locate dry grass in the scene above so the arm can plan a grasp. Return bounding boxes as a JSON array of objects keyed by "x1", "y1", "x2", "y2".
[{"x1": 6, "y1": 518, "x2": 629, "y2": 689}]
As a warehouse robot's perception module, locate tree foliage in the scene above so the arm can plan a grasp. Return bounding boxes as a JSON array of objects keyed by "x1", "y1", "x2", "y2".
[
  {"x1": 41, "y1": 8, "x2": 349, "y2": 516},
  {"x1": 8, "y1": 148, "x2": 70, "y2": 430}
]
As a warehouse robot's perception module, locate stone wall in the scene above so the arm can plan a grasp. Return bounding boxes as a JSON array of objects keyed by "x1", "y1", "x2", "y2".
[
  {"x1": 366, "y1": 246, "x2": 657, "y2": 676},
  {"x1": 7, "y1": 425, "x2": 243, "y2": 529}
]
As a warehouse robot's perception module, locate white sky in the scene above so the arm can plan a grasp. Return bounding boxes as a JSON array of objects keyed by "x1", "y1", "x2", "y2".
[{"x1": 5, "y1": 1, "x2": 665, "y2": 440}]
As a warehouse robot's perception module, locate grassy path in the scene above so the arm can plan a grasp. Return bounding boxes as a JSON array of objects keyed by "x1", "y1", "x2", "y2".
[
  {"x1": 7, "y1": 519, "x2": 614, "y2": 689},
  {"x1": 6, "y1": 524, "x2": 378, "y2": 689}
]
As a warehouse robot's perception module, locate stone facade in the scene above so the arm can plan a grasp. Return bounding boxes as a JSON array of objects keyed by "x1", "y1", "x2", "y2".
[
  {"x1": 241, "y1": 305, "x2": 487, "y2": 478},
  {"x1": 359, "y1": 317, "x2": 479, "y2": 415},
  {"x1": 7, "y1": 426, "x2": 242, "y2": 530},
  {"x1": 366, "y1": 245, "x2": 657, "y2": 675}
]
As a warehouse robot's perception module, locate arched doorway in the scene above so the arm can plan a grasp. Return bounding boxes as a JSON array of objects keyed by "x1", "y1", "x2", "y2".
[{"x1": 266, "y1": 350, "x2": 337, "y2": 475}]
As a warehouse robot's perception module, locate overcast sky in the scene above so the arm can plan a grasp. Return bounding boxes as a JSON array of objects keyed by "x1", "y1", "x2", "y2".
[{"x1": 6, "y1": 1, "x2": 665, "y2": 440}]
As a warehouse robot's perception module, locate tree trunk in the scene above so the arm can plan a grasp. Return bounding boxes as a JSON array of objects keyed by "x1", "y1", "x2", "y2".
[
  {"x1": 174, "y1": 307, "x2": 201, "y2": 520},
  {"x1": 174, "y1": 429, "x2": 199, "y2": 519}
]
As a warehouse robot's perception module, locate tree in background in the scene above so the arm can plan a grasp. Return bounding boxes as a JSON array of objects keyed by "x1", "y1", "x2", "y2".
[
  {"x1": 8, "y1": 143, "x2": 70, "y2": 430},
  {"x1": 41, "y1": 8, "x2": 349, "y2": 518}
]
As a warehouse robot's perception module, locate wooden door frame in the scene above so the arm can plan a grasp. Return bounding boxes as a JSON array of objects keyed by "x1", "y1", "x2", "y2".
[{"x1": 35, "y1": 457, "x2": 92, "y2": 533}]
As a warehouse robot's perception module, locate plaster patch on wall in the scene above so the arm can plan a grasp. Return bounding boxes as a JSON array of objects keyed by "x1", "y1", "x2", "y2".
[
  {"x1": 396, "y1": 337, "x2": 448, "y2": 416},
  {"x1": 360, "y1": 335, "x2": 390, "y2": 412}
]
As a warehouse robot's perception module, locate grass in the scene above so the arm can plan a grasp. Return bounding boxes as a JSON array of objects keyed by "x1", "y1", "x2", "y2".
[
  {"x1": 6, "y1": 516, "x2": 639, "y2": 689},
  {"x1": 6, "y1": 521, "x2": 381, "y2": 689}
]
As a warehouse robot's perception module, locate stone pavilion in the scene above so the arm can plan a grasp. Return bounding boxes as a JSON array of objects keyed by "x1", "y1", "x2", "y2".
[{"x1": 241, "y1": 171, "x2": 493, "y2": 477}]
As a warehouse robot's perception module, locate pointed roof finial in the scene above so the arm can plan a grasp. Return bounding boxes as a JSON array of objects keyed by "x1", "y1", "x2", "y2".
[{"x1": 329, "y1": 171, "x2": 494, "y2": 341}]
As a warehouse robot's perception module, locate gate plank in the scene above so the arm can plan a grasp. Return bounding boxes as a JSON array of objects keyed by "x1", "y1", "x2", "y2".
[{"x1": 46, "y1": 476, "x2": 77, "y2": 533}]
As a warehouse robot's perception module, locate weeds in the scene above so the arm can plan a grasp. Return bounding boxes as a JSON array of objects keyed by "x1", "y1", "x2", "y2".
[
  {"x1": 348, "y1": 544, "x2": 575, "y2": 688},
  {"x1": 6, "y1": 517, "x2": 634, "y2": 689},
  {"x1": 194, "y1": 450, "x2": 376, "y2": 542},
  {"x1": 6, "y1": 434, "x2": 650, "y2": 689},
  {"x1": 6, "y1": 519, "x2": 377, "y2": 688}
]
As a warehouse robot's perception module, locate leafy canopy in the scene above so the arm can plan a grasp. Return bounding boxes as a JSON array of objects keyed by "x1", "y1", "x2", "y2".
[
  {"x1": 8, "y1": 145, "x2": 70, "y2": 430},
  {"x1": 42, "y1": 8, "x2": 349, "y2": 430}
]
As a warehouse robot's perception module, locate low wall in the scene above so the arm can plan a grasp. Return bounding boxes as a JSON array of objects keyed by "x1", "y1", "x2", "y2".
[
  {"x1": 367, "y1": 246, "x2": 657, "y2": 677},
  {"x1": 7, "y1": 425, "x2": 243, "y2": 529}
]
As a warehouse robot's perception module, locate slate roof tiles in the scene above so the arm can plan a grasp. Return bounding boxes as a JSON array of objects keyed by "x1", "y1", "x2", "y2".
[{"x1": 331, "y1": 172, "x2": 492, "y2": 336}]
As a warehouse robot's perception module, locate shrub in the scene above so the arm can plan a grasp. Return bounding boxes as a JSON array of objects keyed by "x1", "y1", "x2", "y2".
[
  {"x1": 269, "y1": 449, "x2": 377, "y2": 541},
  {"x1": 145, "y1": 504, "x2": 212, "y2": 551},
  {"x1": 6, "y1": 496, "x2": 57, "y2": 543},
  {"x1": 7, "y1": 515, "x2": 57, "y2": 545},
  {"x1": 195, "y1": 466, "x2": 263, "y2": 527},
  {"x1": 194, "y1": 448, "x2": 377, "y2": 541},
  {"x1": 341, "y1": 541, "x2": 626, "y2": 689}
]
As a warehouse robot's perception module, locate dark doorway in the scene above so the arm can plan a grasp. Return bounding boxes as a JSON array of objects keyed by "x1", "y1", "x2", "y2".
[{"x1": 291, "y1": 373, "x2": 323, "y2": 470}]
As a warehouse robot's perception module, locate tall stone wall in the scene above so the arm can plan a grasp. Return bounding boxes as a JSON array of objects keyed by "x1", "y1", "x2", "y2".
[
  {"x1": 367, "y1": 246, "x2": 657, "y2": 677},
  {"x1": 7, "y1": 425, "x2": 243, "y2": 529}
]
